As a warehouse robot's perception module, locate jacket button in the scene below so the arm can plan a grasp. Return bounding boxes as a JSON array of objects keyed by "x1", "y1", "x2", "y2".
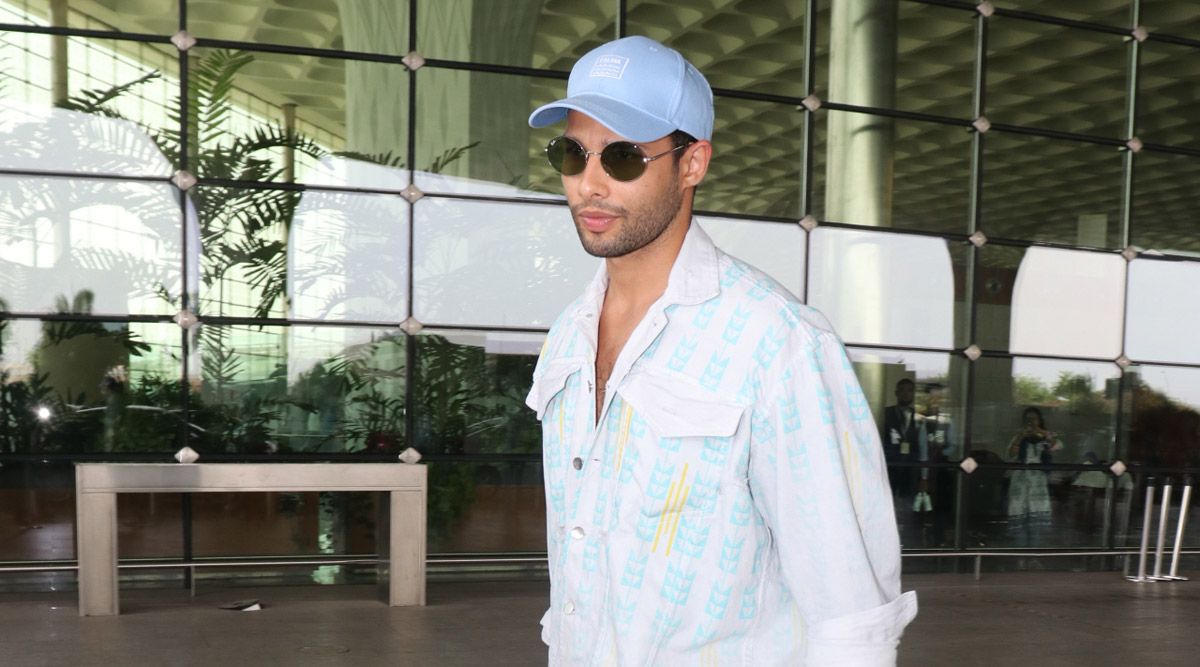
[
  {"x1": 572, "y1": 457, "x2": 583, "y2": 470},
  {"x1": 564, "y1": 601, "x2": 576, "y2": 614},
  {"x1": 570, "y1": 526, "x2": 585, "y2": 540}
]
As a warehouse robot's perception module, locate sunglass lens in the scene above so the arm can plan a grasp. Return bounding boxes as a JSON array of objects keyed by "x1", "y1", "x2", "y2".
[
  {"x1": 547, "y1": 137, "x2": 586, "y2": 176},
  {"x1": 602, "y1": 142, "x2": 645, "y2": 181}
]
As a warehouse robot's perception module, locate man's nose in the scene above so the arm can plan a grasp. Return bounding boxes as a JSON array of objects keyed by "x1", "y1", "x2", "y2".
[{"x1": 575, "y1": 151, "x2": 610, "y2": 199}]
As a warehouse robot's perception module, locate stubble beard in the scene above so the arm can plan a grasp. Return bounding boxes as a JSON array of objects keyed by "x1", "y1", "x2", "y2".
[{"x1": 571, "y1": 181, "x2": 685, "y2": 259}]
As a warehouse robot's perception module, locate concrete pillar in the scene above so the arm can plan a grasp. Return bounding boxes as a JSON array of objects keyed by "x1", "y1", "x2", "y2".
[
  {"x1": 50, "y1": 0, "x2": 68, "y2": 105},
  {"x1": 823, "y1": 0, "x2": 898, "y2": 409}
]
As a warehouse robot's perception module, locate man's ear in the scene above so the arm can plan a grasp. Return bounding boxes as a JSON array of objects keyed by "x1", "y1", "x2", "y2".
[{"x1": 679, "y1": 140, "x2": 712, "y2": 189}]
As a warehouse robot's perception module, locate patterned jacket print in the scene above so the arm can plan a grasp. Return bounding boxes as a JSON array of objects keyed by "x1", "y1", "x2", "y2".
[{"x1": 527, "y1": 223, "x2": 918, "y2": 665}]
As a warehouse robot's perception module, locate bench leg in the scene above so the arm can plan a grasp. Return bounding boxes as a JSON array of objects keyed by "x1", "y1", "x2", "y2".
[
  {"x1": 77, "y1": 491, "x2": 119, "y2": 616},
  {"x1": 379, "y1": 489, "x2": 426, "y2": 606}
]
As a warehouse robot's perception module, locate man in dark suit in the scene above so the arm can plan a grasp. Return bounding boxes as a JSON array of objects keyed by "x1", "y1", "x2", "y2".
[{"x1": 882, "y1": 378, "x2": 920, "y2": 503}]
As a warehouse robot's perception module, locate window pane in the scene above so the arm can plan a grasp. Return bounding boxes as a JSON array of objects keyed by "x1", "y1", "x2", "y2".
[
  {"x1": 427, "y1": 461, "x2": 546, "y2": 555},
  {"x1": 1141, "y1": 0, "x2": 1200, "y2": 38},
  {"x1": 966, "y1": 356, "x2": 1121, "y2": 549},
  {"x1": 1132, "y1": 151, "x2": 1200, "y2": 256},
  {"x1": 813, "y1": 111, "x2": 972, "y2": 234},
  {"x1": 0, "y1": 319, "x2": 182, "y2": 453},
  {"x1": 0, "y1": 175, "x2": 181, "y2": 316},
  {"x1": 987, "y1": 17, "x2": 1129, "y2": 138},
  {"x1": 981, "y1": 132, "x2": 1125, "y2": 247},
  {"x1": 1127, "y1": 364, "x2": 1200, "y2": 470},
  {"x1": 1, "y1": 0, "x2": 176, "y2": 32},
  {"x1": 980, "y1": 246, "x2": 1125, "y2": 358},
  {"x1": 191, "y1": 47, "x2": 405, "y2": 187},
  {"x1": 188, "y1": 0, "x2": 369, "y2": 53},
  {"x1": 415, "y1": 69, "x2": 565, "y2": 199},
  {"x1": 189, "y1": 324, "x2": 406, "y2": 454},
  {"x1": 0, "y1": 463, "x2": 76, "y2": 562},
  {"x1": 809, "y1": 227, "x2": 967, "y2": 349},
  {"x1": 971, "y1": 356, "x2": 1120, "y2": 460},
  {"x1": 1, "y1": 34, "x2": 177, "y2": 176},
  {"x1": 848, "y1": 346, "x2": 969, "y2": 549},
  {"x1": 992, "y1": 1, "x2": 1133, "y2": 27},
  {"x1": 700, "y1": 97, "x2": 801, "y2": 219},
  {"x1": 1126, "y1": 259, "x2": 1200, "y2": 365},
  {"x1": 413, "y1": 198, "x2": 592, "y2": 328},
  {"x1": 629, "y1": 0, "x2": 806, "y2": 96},
  {"x1": 696, "y1": 216, "x2": 805, "y2": 299},
  {"x1": 413, "y1": 331, "x2": 541, "y2": 457},
  {"x1": 195, "y1": 185, "x2": 409, "y2": 322},
  {"x1": 814, "y1": 0, "x2": 977, "y2": 119},
  {"x1": 1137, "y1": 41, "x2": 1200, "y2": 151},
  {"x1": 420, "y1": 0, "x2": 612, "y2": 70}
]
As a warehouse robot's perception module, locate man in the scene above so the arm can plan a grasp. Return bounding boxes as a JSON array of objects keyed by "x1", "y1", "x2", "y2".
[
  {"x1": 525, "y1": 35, "x2": 916, "y2": 665},
  {"x1": 882, "y1": 378, "x2": 921, "y2": 505}
]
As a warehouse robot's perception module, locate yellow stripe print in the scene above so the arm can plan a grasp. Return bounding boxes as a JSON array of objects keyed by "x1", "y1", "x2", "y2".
[
  {"x1": 652, "y1": 463, "x2": 690, "y2": 556},
  {"x1": 614, "y1": 404, "x2": 633, "y2": 474},
  {"x1": 843, "y1": 430, "x2": 862, "y2": 517}
]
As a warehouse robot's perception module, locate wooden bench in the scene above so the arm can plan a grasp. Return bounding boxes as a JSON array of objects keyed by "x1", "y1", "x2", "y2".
[{"x1": 74, "y1": 462, "x2": 426, "y2": 616}]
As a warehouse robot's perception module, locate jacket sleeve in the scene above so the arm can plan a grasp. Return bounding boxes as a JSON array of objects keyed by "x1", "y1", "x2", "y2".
[{"x1": 748, "y1": 330, "x2": 917, "y2": 665}]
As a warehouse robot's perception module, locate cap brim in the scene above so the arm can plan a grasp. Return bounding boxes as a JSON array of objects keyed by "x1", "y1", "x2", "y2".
[{"x1": 528, "y1": 93, "x2": 676, "y2": 144}]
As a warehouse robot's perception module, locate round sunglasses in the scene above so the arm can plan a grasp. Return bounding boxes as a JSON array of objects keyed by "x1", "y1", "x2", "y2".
[{"x1": 544, "y1": 136, "x2": 691, "y2": 182}]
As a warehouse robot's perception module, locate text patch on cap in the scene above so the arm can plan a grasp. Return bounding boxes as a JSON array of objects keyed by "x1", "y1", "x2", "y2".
[{"x1": 589, "y1": 54, "x2": 629, "y2": 79}]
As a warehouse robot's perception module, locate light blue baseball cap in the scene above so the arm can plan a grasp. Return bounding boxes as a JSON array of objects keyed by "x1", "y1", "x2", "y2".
[{"x1": 528, "y1": 36, "x2": 713, "y2": 143}]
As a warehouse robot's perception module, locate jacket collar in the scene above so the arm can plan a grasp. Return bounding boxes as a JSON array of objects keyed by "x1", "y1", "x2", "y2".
[{"x1": 571, "y1": 219, "x2": 722, "y2": 323}]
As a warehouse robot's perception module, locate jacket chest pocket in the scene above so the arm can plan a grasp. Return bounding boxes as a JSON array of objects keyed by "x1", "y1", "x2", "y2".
[
  {"x1": 615, "y1": 371, "x2": 747, "y2": 523},
  {"x1": 527, "y1": 360, "x2": 584, "y2": 466}
]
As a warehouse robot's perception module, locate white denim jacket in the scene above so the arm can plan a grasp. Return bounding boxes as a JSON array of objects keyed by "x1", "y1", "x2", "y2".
[{"x1": 527, "y1": 223, "x2": 917, "y2": 666}]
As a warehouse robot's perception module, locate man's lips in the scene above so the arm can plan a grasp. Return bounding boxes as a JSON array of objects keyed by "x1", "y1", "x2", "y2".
[{"x1": 576, "y1": 209, "x2": 619, "y2": 233}]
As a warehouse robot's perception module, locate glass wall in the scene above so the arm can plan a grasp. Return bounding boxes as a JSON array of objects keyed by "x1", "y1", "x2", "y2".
[{"x1": 2, "y1": 0, "x2": 1199, "y2": 582}]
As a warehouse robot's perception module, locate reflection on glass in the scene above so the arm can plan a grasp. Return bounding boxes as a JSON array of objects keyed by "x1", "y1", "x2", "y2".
[
  {"x1": 813, "y1": 0, "x2": 976, "y2": 118},
  {"x1": 848, "y1": 347, "x2": 967, "y2": 548},
  {"x1": 189, "y1": 324, "x2": 406, "y2": 454},
  {"x1": 1132, "y1": 151, "x2": 1200, "y2": 256},
  {"x1": 0, "y1": 319, "x2": 182, "y2": 454},
  {"x1": 420, "y1": 0, "x2": 612, "y2": 72},
  {"x1": 0, "y1": 176, "x2": 182, "y2": 316},
  {"x1": 195, "y1": 185, "x2": 409, "y2": 322},
  {"x1": 986, "y1": 16, "x2": 1128, "y2": 138},
  {"x1": 812, "y1": 111, "x2": 972, "y2": 233},
  {"x1": 1137, "y1": 42, "x2": 1200, "y2": 152},
  {"x1": 967, "y1": 356, "x2": 1121, "y2": 550},
  {"x1": 696, "y1": 216, "x2": 805, "y2": 298},
  {"x1": 1141, "y1": 0, "x2": 1200, "y2": 38},
  {"x1": 1126, "y1": 259, "x2": 1200, "y2": 365},
  {"x1": 1127, "y1": 365, "x2": 1200, "y2": 470},
  {"x1": 701, "y1": 97, "x2": 802, "y2": 219},
  {"x1": 192, "y1": 492, "x2": 322, "y2": 557},
  {"x1": 190, "y1": 47, "x2": 408, "y2": 187},
  {"x1": 1003, "y1": 247, "x2": 1125, "y2": 359},
  {"x1": 1, "y1": 33, "x2": 177, "y2": 176},
  {"x1": 974, "y1": 244, "x2": 1123, "y2": 357},
  {"x1": 0, "y1": 463, "x2": 76, "y2": 561},
  {"x1": 809, "y1": 227, "x2": 962, "y2": 349},
  {"x1": 992, "y1": 1, "x2": 1132, "y2": 26},
  {"x1": 413, "y1": 330, "x2": 542, "y2": 458},
  {"x1": 427, "y1": 461, "x2": 545, "y2": 554},
  {"x1": 1, "y1": 0, "x2": 176, "y2": 32},
  {"x1": 415, "y1": 69, "x2": 565, "y2": 198},
  {"x1": 188, "y1": 0, "x2": 360, "y2": 53},
  {"x1": 629, "y1": 0, "x2": 806, "y2": 96},
  {"x1": 981, "y1": 131, "x2": 1124, "y2": 247},
  {"x1": 412, "y1": 198, "x2": 592, "y2": 328},
  {"x1": 962, "y1": 467, "x2": 1127, "y2": 551},
  {"x1": 971, "y1": 356, "x2": 1119, "y2": 461}
]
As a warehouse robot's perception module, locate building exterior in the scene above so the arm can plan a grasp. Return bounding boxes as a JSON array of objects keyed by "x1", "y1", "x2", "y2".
[{"x1": 1, "y1": 0, "x2": 1198, "y2": 588}]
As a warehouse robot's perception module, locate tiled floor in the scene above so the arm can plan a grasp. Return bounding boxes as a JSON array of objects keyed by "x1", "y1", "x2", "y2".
[{"x1": 1, "y1": 572, "x2": 1198, "y2": 665}]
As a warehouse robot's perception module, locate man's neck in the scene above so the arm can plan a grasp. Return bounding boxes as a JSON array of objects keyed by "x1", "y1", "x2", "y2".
[{"x1": 603, "y1": 212, "x2": 692, "y2": 308}]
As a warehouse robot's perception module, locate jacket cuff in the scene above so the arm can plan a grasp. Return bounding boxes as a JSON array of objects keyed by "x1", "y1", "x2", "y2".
[{"x1": 805, "y1": 591, "x2": 918, "y2": 666}]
